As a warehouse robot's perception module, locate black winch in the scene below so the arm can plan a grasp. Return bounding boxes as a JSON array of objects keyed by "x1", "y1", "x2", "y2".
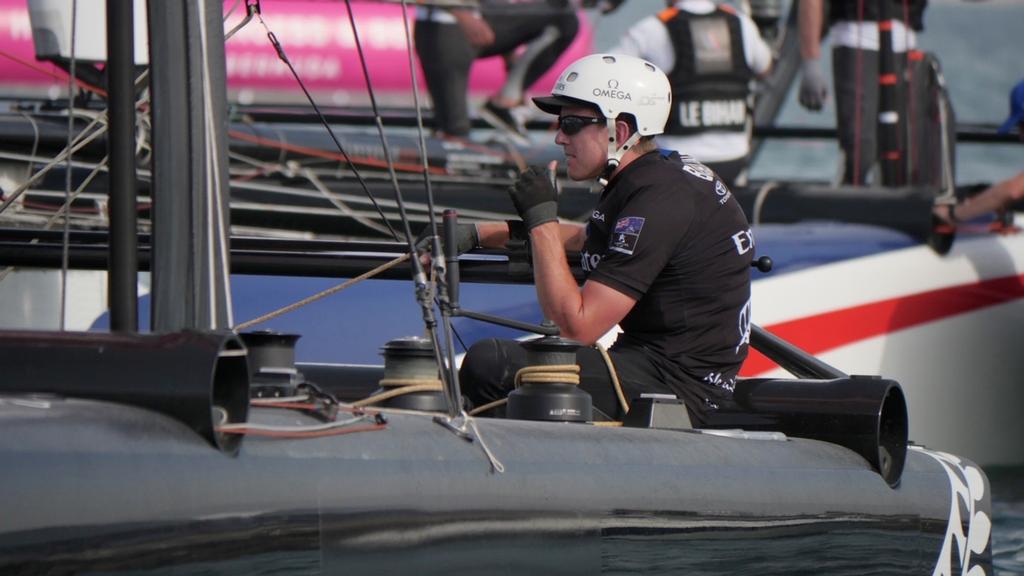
[
  {"x1": 373, "y1": 336, "x2": 447, "y2": 412},
  {"x1": 240, "y1": 331, "x2": 304, "y2": 398},
  {"x1": 506, "y1": 335, "x2": 592, "y2": 423}
]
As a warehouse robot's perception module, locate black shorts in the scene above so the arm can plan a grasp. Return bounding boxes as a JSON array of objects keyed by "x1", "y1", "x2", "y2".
[{"x1": 458, "y1": 338, "x2": 718, "y2": 423}]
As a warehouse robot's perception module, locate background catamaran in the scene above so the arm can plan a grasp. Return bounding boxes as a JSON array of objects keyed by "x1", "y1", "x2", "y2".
[
  {"x1": 0, "y1": 1, "x2": 998, "y2": 572},
  {"x1": 0, "y1": 0, "x2": 1020, "y2": 477}
]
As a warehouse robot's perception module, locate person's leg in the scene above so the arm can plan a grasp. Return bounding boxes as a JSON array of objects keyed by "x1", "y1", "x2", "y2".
[
  {"x1": 479, "y1": 9, "x2": 579, "y2": 105},
  {"x1": 833, "y1": 46, "x2": 879, "y2": 185},
  {"x1": 576, "y1": 345, "x2": 665, "y2": 420},
  {"x1": 458, "y1": 338, "x2": 526, "y2": 410},
  {"x1": 459, "y1": 338, "x2": 647, "y2": 419},
  {"x1": 473, "y1": 10, "x2": 578, "y2": 136},
  {"x1": 459, "y1": 339, "x2": 715, "y2": 423},
  {"x1": 414, "y1": 20, "x2": 475, "y2": 136},
  {"x1": 517, "y1": 11, "x2": 578, "y2": 95}
]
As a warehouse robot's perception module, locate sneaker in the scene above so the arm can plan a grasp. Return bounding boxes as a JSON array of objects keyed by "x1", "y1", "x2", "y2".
[{"x1": 479, "y1": 100, "x2": 527, "y2": 137}]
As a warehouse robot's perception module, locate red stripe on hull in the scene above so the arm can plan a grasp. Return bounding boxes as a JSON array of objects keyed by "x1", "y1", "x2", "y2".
[{"x1": 742, "y1": 274, "x2": 1024, "y2": 376}]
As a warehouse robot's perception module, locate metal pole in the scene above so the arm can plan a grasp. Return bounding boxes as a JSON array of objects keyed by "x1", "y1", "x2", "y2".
[{"x1": 107, "y1": 0, "x2": 138, "y2": 331}]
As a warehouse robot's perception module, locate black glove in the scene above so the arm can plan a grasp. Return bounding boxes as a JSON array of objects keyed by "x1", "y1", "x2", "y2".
[
  {"x1": 798, "y1": 60, "x2": 828, "y2": 111},
  {"x1": 509, "y1": 166, "x2": 558, "y2": 231},
  {"x1": 415, "y1": 222, "x2": 479, "y2": 255}
]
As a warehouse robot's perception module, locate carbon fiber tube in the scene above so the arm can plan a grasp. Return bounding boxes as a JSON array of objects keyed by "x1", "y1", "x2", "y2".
[
  {"x1": 0, "y1": 330, "x2": 249, "y2": 453},
  {"x1": 709, "y1": 375, "x2": 908, "y2": 487}
]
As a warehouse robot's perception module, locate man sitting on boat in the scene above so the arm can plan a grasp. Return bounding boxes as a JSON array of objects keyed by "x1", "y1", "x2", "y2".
[{"x1": 443, "y1": 54, "x2": 754, "y2": 425}]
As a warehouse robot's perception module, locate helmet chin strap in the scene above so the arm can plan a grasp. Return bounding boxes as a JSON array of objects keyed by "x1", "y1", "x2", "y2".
[{"x1": 596, "y1": 117, "x2": 642, "y2": 189}]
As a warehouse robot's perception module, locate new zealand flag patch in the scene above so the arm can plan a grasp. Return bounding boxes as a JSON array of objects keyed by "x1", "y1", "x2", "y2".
[{"x1": 609, "y1": 216, "x2": 645, "y2": 255}]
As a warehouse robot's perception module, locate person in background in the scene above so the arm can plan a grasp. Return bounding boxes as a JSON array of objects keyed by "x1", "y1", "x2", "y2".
[
  {"x1": 798, "y1": 0, "x2": 927, "y2": 185},
  {"x1": 933, "y1": 78, "x2": 1024, "y2": 226},
  {"x1": 430, "y1": 54, "x2": 753, "y2": 425},
  {"x1": 413, "y1": 1, "x2": 579, "y2": 141},
  {"x1": 608, "y1": 0, "x2": 773, "y2": 189}
]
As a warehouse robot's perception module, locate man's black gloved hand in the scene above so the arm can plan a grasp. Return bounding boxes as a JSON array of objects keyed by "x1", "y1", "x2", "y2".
[
  {"x1": 415, "y1": 222, "x2": 480, "y2": 255},
  {"x1": 509, "y1": 166, "x2": 558, "y2": 231}
]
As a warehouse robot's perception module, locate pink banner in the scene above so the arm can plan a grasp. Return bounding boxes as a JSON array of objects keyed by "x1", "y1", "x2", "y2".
[{"x1": 0, "y1": 0, "x2": 594, "y2": 105}]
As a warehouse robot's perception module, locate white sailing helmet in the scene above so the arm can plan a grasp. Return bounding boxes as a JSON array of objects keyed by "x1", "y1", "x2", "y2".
[
  {"x1": 533, "y1": 53, "x2": 671, "y2": 135},
  {"x1": 533, "y1": 53, "x2": 672, "y2": 184}
]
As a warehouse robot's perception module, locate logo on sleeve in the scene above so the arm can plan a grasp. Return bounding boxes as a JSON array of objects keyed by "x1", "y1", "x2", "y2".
[
  {"x1": 714, "y1": 179, "x2": 732, "y2": 205},
  {"x1": 609, "y1": 216, "x2": 645, "y2": 255},
  {"x1": 682, "y1": 162, "x2": 715, "y2": 182}
]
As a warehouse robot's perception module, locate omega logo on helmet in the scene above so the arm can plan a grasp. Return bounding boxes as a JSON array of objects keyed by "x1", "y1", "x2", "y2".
[
  {"x1": 593, "y1": 88, "x2": 632, "y2": 100},
  {"x1": 608, "y1": 79, "x2": 619, "y2": 89}
]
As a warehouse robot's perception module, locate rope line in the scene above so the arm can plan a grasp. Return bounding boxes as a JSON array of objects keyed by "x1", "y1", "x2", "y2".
[
  {"x1": 514, "y1": 364, "x2": 581, "y2": 386},
  {"x1": 468, "y1": 398, "x2": 507, "y2": 416},
  {"x1": 596, "y1": 344, "x2": 630, "y2": 415},
  {"x1": 352, "y1": 381, "x2": 443, "y2": 408},
  {"x1": 468, "y1": 417, "x2": 505, "y2": 474},
  {"x1": 233, "y1": 252, "x2": 410, "y2": 330}
]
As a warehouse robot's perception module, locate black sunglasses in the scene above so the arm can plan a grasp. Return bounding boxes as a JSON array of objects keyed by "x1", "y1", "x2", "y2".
[{"x1": 557, "y1": 115, "x2": 604, "y2": 136}]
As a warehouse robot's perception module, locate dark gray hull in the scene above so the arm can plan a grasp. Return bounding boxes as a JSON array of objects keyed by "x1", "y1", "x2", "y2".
[{"x1": 0, "y1": 392, "x2": 990, "y2": 575}]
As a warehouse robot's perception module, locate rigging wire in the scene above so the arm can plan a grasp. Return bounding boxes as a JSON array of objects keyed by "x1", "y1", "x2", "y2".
[
  {"x1": 0, "y1": 155, "x2": 109, "y2": 285},
  {"x1": 43, "y1": 155, "x2": 109, "y2": 230},
  {"x1": 60, "y1": 0, "x2": 79, "y2": 331},
  {"x1": 301, "y1": 168, "x2": 396, "y2": 236},
  {"x1": 338, "y1": 0, "x2": 422, "y2": 251},
  {"x1": 198, "y1": 0, "x2": 235, "y2": 328},
  {"x1": 0, "y1": 62, "x2": 152, "y2": 224},
  {"x1": 222, "y1": 0, "x2": 249, "y2": 39},
  {"x1": 16, "y1": 110, "x2": 41, "y2": 182},
  {"x1": 394, "y1": 0, "x2": 456, "y2": 404},
  {"x1": 0, "y1": 112, "x2": 107, "y2": 215},
  {"x1": 337, "y1": 0, "x2": 459, "y2": 419},
  {"x1": 398, "y1": 0, "x2": 470, "y2": 359},
  {"x1": 400, "y1": 1, "x2": 442, "y2": 234},
  {"x1": 250, "y1": 3, "x2": 401, "y2": 241}
]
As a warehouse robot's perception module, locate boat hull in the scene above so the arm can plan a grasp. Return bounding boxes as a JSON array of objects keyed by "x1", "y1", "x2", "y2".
[{"x1": 0, "y1": 396, "x2": 991, "y2": 574}]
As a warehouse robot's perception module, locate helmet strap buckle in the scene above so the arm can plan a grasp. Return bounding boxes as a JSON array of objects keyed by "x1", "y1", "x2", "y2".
[{"x1": 599, "y1": 119, "x2": 642, "y2": 188}]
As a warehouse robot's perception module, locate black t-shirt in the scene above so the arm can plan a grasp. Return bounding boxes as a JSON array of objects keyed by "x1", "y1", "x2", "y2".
[{"x1": 581, "y1": 150, "x2": 752, "y2": 405}]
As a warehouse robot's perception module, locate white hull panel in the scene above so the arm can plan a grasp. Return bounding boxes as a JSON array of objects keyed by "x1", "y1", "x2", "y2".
[{"x1": 750, "y1": 226, "x2": 1024, "y2": 466}]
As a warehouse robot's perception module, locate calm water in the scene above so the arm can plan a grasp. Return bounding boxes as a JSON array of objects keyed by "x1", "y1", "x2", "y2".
[
  {"x1": 591, "y1": 2, "x2": 1023, "y2": 573},
  {"x1": 988, "y1": 466, "x2": 1024, "y2": 575}
]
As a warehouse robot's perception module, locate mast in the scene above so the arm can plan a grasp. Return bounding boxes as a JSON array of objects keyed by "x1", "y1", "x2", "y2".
[
  {"x1": 148, "y1": 0, "x2": 234, "y2": 330},
  {"x1": 876, "y1": 0, "x2": 905, "y2": 186},
  {"x1": 106, "y1": 0, "x2": 138, "y2": 331}
]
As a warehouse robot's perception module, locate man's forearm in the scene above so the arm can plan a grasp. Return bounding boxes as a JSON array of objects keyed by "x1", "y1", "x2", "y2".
[
  {"x1": 529, "y1": 222, "x2": 582, "y2": 334},
  {"x1": 476, "y1": 220, "x2": 585, "y2": 250},
  {"x1": 475, "y1": 221, "x2": 511, "y2": 248}
]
